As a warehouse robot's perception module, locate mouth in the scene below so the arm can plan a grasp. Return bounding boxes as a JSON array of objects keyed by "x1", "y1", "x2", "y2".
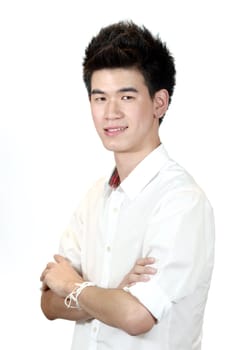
[{"x1": 103, "y1": 126, "x2": 128, "y2": 136}]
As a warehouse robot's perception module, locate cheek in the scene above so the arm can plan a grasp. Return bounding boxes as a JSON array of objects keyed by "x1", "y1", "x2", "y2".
[
  {"x1": 91, "y1": 107, "x2": 102, "y2": 127},
  {"x1": 92, "y1": 116, "x2": 101, "y2": 132},
  {"x1": 92, "y1": 115, "x2": 106, "y2": 139},
  {"x1": 131, "y1": 101, "x2": 153, "y2": 118},
  {"x1": 132, "y1": 108, "x2": 154, "y2": 128},
  {"x1": 91, "y1": 100, "x2": 106, "y2": 113}
]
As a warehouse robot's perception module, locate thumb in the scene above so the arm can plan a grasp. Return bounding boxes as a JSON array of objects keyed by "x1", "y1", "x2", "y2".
[{"x1": 53, "y1": 254, "x2": 67, "y2": 263}]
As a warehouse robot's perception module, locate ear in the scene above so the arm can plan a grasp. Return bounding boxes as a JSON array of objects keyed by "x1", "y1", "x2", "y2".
[{"x1": 152, "y1": 89, "x2": 169, "y2": 120}]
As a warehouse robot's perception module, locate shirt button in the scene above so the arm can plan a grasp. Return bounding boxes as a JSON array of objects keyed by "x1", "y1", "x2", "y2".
[
  {"x1": 113, "y1": 207, "x2": 118, "y2": 213},
  {"x1": 107, "y1": 246, "x2": 111, "y2": 252},
  {"x1": 93, "y1": 327, "x2": 97, "y2": 333}
]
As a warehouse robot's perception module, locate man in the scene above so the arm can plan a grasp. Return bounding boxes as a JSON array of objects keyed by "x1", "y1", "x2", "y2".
[{"x1": 40, "y1": 21, "x2": 215, "y2": 350}]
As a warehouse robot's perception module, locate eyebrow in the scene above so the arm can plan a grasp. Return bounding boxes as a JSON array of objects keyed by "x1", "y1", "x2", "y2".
[
  {"x1": 91, "y1": 87, "x2": 138, "y2": 95},
  {"x1": 91, "y1": 89, "x2": 105, "y2": 95}
]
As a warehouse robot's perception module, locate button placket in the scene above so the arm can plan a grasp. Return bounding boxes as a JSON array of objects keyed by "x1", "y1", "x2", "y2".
[
  {"x1": 100, "y1": 190, "x2": 124, "y2": 288},
  {"x1": 90, "y1": 319, "x2": 100, "y2": 340}
]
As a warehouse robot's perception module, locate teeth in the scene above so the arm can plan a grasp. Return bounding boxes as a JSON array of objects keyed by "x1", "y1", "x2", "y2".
[{"x1": 106, "y1": 127, "x2": 126, "y2": 132}]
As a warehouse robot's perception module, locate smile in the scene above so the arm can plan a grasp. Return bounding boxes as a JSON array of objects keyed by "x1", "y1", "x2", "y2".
[{"x1": 104, "y1": 126, "x2": 128, "y2": 136}]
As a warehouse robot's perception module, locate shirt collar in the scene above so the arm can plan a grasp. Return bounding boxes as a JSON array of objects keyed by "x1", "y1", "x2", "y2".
[{"x1": 108, "y1": 144, "x2": 170, "y2": 200}]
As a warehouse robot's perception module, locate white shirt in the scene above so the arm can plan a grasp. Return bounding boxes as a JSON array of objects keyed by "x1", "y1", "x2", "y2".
[{"x1": 59, "y1": 145, "x2": 215, "y2": 350}]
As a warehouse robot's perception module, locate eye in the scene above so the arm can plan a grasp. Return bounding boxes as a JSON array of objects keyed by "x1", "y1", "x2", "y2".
[
  {"x1": 93, "y1": 96, "x2": 106, "y2": 102},
  {"x1": 121, "y1": 95, "x2": 134, "y2": 101}
]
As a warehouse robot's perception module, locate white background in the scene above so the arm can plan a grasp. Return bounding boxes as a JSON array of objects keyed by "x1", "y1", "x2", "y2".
[{"x1": 0, "y1": 1, "x2": 231, "y2": 349}]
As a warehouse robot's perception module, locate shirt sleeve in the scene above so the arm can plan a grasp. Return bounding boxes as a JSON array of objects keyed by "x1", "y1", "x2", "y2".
[
  {"x1": 58, "y1": 206, "x2": 83, "y2": 273},
  {"x1": 128, "y1": 187, "x2": 215, "y2": 322},
  {"x1": 58, "y1": 178, "x2": 106, "y2": 273}
]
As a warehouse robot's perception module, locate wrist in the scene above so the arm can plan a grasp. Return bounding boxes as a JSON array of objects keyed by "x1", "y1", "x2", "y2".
[
  {"x1": 64, "y1": 281, "x2": 96, "y2": 309},
  {"x1": 65, "y1": 280, "x2": 82, "y2": 295}
]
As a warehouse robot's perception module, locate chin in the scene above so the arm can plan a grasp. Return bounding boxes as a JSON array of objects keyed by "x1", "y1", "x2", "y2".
[
  {"x1": 103, "y1": 143, "x2": 127, "y2": 153},
  {"x1": 100, "y1": 137, "x2": 133, "y2": 152}
]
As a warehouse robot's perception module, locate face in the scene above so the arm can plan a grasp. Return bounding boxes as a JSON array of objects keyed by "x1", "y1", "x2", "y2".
[{"x1": 90, "y1": 68, "x2": 165, "y2": 159}]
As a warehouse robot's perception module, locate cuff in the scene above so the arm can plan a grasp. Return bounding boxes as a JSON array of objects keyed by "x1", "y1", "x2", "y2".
[{"x1": 128, "y1": 279, "x2": 172, "y2": 321}]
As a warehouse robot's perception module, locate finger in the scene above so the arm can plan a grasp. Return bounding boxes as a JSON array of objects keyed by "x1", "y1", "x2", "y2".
[
  {"x1": 127, "y1": 282, "x2": 136, "y2": 287},
  {"x1": 53, "y1": 254, "x2": 67, "y2": 263},
  {"x1": 54, "y1": 254, "x2": 71, "y2": 264},
  {"x1": 136, "y1": 257, "x2": 155, "y2": 266},
  {"x1": 133, "y1": 264, "x2": 157, "y2": 275},
  {"x1": 46, "y1": 262, "x2": 56, "y2": 269},
  {"x1": 144, "y1": 266, "x2": 157, "y2": 274},
  {"x1": 128, "y1": 273, "x2": 151, "y2": 284},
  {"x1": 40, "y1": 269, "x2": 47, "y2": 282}
]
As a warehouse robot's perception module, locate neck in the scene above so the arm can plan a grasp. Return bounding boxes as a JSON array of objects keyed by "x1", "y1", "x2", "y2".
[{"x1": 114, "y1": 141, "x2": 161, "y2": 182}]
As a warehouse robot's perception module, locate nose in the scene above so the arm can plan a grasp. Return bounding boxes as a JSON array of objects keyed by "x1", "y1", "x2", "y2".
[{"x1": 105, "y1": 100, "x2": 123, "y2": 120}]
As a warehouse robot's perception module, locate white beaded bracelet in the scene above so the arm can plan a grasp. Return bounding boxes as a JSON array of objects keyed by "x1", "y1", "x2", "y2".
[{"x1": 64, "y1": 281, "x2": 96, "y2": 309}]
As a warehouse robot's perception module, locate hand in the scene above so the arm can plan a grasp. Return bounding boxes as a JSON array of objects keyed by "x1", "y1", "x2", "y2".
[
  {"x1": 40, "y1": 254, "x2": 83, "y2": 297},
  {"x1": 118, "y1": 257, "x2": 157, "y2": 289}
]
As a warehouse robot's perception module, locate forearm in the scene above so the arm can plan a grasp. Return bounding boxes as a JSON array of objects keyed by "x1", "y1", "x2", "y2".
[
  {"x1": 40, "y1": 254, "x2": 156, "y2": 332},
  {"x1": 78, "y1": 286, "x2": 156, "y2": 335},
  {"x1": 41, "y1": 289, "x2": 92, "y2": 322}
]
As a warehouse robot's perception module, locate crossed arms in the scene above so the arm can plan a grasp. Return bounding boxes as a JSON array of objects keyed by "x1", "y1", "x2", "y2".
[{"x1": 40, "y1": 255, "x2": 157, "y2": 335}]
